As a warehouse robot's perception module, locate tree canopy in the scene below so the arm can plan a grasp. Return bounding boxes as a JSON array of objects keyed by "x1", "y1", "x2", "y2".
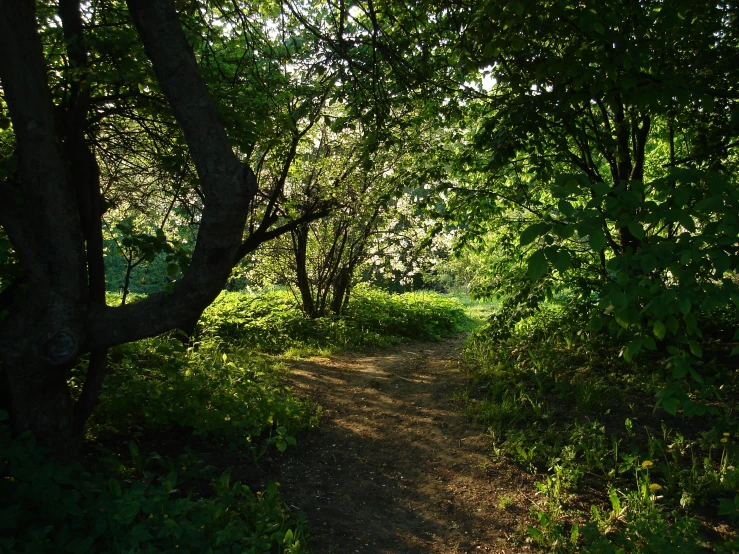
[{"x1": 0, "y1": 0, "x2": 738, "y2": 457}]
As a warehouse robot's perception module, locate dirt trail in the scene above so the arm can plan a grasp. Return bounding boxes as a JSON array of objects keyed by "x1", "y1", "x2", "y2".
[{"x1": 267, "y1": 335, "x2": 537, "y2": 554}]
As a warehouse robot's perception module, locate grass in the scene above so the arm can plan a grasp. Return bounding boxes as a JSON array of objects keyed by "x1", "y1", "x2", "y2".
[
  {"x1": 442, "y1": 292, "x2": 498, "y2": 332},
  {"x1": 462, "y1": 300, "x2": 739, "y2": 552}
]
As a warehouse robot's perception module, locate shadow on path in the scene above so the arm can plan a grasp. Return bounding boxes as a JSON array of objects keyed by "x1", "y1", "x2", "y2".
[{"x1": 262, "y1": 336, "x2": 537, "y2": 554}]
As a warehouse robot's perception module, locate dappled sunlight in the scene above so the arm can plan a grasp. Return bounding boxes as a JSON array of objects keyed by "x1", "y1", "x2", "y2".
[{"x1": 268, "y1": 336, "x2": 536, "y2": 553}]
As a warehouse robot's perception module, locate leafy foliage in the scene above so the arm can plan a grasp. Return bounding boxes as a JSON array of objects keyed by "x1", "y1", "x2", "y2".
[
  {"x1": 463, "y1": 298, "x2": 739, "y2": 550},
  {"x1": 86, "y1": 336, "x2": 318, "y2": 453},
  {"x1": 199, "y1": 285, "x2": 467, "y2": 354},
  {"x1": 0, "y1": 414, "x2": 308, "y2": 554}
]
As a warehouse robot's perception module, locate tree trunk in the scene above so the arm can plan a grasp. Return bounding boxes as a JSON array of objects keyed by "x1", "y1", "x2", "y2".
[
  {"x1": 330, "y1": 267, "x2": 352, "y2": 315},
  {"x1": 2, "y1": 290, "x2": 86, "y2": 461},
  {"x1": 0, "y1": 0, "x2": 256, "y2": 460},
  {"x1": 292, "y1": 226, "x2": 318, "y2": 318}
]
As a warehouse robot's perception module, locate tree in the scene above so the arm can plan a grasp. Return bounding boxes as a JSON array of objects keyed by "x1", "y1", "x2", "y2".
[
  {"x1": 447, "y1": 0, "x2": 739, "y2": 411},
  {"x1": 0, "y1": 0, "x2": 308, "y2": 459},
  {"x1": 242, "y1": 113, "x2": 393, "y2": 317}
]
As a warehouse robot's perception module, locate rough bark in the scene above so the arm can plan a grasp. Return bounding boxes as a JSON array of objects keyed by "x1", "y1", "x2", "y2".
[{"x1": 0, "y1": 0, "x2": 88, "y2": 460}]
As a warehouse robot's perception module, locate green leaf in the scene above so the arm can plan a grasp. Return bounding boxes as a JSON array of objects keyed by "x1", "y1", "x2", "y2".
[
  {"x1": 557, "y1": 199, "x2": 574, "y2": 217},
  {"x1": 589, "y1": 229, "x2": 606, "y2": 252},
  {"x1": 661, "y1": 397, "x2": 679, "y2": 415},
  {"x1": 509, "y1": 1, "x2": 524, "y2": 16},
  {"x1": 683, "y1": 399, "x2": 706, "y2": 417},
  {"x1": 653, "y1": 320, "x2": 666, "y2": 340},
  {"x1": 679, "y1": 297, "x2": 691, "y2": 315},
  {"x1": 672, "y1": 356, "x2": 690, "y2": 379},
  {"x1": 689, "y1": 368, "x2": 704, "y2": 384},
  {"x1": 555, "y1": 223, "x2": 575, "y2": 239},
  {"x1": 590, "y1": 181, "x2": 610, "y2": 196},
  {"x1": 109, "y1": 478, "x2": 123, "y2": 498},
  {"x1": 624, "y1": 337, "x2": 642, "y2": 361},
  {"x1": 627, "y1": 221, "x2": 645, "y2": 240},
  {"x1": 688, "y1": 340, "x2": 702, "y2": 358},
  {"x1": 527, "y1": 250, "x2": 548, "y2": 281},
  {"x1": 590, "y1": 317, "x2": 604, "y2": 332},
  {"x1": 641, "y1": 253, "x2": 658, "y2": 273},
  {"x1": 553, "y1": 249, "x2": 572, "y2": 273},
  {"x1": 130, "y1": 523, "x2": 153, "y2": 544},
  {"x1": 520, "y1": 222, "x2": 550, "y2": 246},
  {"x1": 666, "y1": 315, "x2": 679, "y2": 334},
  {"x1": 717, "y1": 495, "x2": 739, "y2": 517},
  {"x1": 642, "y1": 335, "x2": 656, "y2": 351},
  {"x1": 730, "y1": 345, "x2": 739, "y2": 357}
]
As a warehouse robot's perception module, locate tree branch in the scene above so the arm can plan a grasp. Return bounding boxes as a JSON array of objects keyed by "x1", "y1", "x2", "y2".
[
  {"x1": 86, "y1": 0, "x2": 256, "y2": 350},
  {"x1": 237, "y1": 209, "x2": 330, "y2": 260}
]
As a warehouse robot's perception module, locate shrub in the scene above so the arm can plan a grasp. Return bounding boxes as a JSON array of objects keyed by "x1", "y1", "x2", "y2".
[
  {"x1": 198, "y1": 285, "x2": 468, "y2": 354},
  {"x1": 0, "y1": 413, "x2": 309, "y2": 554}
]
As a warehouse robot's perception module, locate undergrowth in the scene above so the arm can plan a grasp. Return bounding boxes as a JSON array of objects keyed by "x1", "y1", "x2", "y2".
[
  {"x1": 2, "y1": 333, "x2": 318, "y2": 553},
  {"x1": 2, "y1": 285, "x2": 469, "y2": 553},
  {"x1": 463, "y1": 300, "x2": 739, "y2": 552},
  {"x1": 1, "y1": 414, "x2": 308, "y2": 553},
  {"x1": 198, "y1": 284, "x2": 468, "y2": 355}
]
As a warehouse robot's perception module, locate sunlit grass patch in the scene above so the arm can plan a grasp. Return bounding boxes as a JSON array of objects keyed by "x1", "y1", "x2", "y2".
[{"x1": 198, "y1": 285, "x2": 469, "y2": 355}]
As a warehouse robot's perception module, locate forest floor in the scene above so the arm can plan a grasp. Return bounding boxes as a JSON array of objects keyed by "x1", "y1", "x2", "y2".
[{"x1": 260, "y1": 335, "x2": 538, "y2": 554}]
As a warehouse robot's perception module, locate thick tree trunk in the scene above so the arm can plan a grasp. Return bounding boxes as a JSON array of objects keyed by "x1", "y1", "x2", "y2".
[
  {"x1": 2, "y1": 291, "x2": 86, "y2": 461},
  {"x1": 0, "y1": 0, "x2": 256, "y2": 460}
]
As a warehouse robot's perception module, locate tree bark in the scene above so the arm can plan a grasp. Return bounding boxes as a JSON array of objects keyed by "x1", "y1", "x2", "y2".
[
  {"x1": 0, "y1": 0, "x2": 89, "y2": 460},
  {"x1": 292, "y1": 226, "x2": 318, "y2": 318},
  {"x1": 330, "y1": 267, "x2": 352, "y2": 314}
]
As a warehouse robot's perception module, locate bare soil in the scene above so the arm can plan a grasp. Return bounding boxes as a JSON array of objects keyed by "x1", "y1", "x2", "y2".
[{"x1": 264, "y1": 335, "x2": 539, "y2": 553}]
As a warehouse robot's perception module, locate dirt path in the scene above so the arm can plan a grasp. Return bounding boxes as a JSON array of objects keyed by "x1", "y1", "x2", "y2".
[{"x1": 267, "y1": 335, "x2": 538, "y2": 553}]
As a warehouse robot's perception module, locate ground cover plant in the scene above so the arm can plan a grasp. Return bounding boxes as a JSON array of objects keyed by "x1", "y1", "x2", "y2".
[
  {"x1": 198, "y1": 285, "x2": 468, "y2": 356},
  {"x1": 1, "y1": 285, "x2": 469, "y2": 553},
  {"x1": 1, "y1": 325, "x2": 319, "y2": 553},
  {"x1": 463, "y1": 298, "x2": 739, "y2": 552}
]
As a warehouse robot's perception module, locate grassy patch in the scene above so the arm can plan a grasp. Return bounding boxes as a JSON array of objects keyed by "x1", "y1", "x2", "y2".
[
  {"x1": 463, "y1": 301, "x2": 739, "y2": 552},
  {"x1": 198, "y1": 284, "x2": 470, "y2": 355}
]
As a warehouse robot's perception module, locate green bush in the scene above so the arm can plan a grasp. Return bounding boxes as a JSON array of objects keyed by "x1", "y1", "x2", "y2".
[
  {"x1": 0, "y1": 413, "x2": 309, "y2": 553},
  {"x1": 85, "y1": 337, "x2": 319, "y2": 453},
  {"x1": 198, "y1": 285, "x2": 467, "y2": 354},
  {"x1": 3, "y1": 328, "x2": 320, "y2": 552},
  {"x1": 464, "y1": 297, "x2": 739, "y2": 551}
]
